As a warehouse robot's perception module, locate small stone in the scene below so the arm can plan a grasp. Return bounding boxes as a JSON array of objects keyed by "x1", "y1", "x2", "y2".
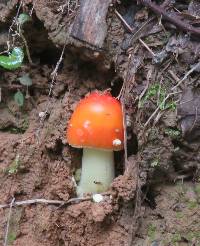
[
  {"x1": 92, "y1": 193, "x2": 104, "y2": 203},
  {"x1": 39, "y1": 111, "x2": 46, "y2": 118}
]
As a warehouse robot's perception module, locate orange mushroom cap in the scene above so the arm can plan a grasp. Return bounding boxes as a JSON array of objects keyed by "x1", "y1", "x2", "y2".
[{"x1": 67, "y1": 91, "x2": 124, "y2": 151}]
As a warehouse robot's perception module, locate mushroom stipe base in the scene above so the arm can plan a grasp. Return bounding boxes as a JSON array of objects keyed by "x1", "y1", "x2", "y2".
[{"x1": 77, "y1": 148, "x2": 115, "y2": 197}]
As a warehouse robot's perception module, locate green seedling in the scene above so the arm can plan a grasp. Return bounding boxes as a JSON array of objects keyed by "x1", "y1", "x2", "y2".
[
  {"x1": 17, "y1": 73, "x2": 32, "y2": 99},
  {"x1": 7, "y1": 154, "x2": 20, "y2": 174},
  {"x1": 14, "y1": 91, "x2": 24, "y2": 107},
  {"x1": 14, "y1": 73, "x2": 32, "y2": 106},
  {"x1": 18, "y1": 73, "x2": 32, "y2": 86}
]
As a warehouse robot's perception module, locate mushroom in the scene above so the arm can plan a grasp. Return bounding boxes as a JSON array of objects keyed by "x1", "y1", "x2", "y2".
[{"x1": 67, "y1": 91, "x2": 124, "y2": 196}]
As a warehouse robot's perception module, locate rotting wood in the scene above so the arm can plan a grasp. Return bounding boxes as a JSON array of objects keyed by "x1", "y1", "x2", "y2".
[{"x1": 70, "y1": 0, "x2": 112, "y2": 48}]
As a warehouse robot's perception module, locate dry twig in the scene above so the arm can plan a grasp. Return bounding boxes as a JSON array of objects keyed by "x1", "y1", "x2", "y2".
[
  {"x1": 138, "y1": 0, "x2": 200, "y2": 37},
  {"x1": 139, "y1": 38, "x2": 156, "y2": 57},
  {"x1": 0, "y1": 197, "x2": 90, "y2": 209},
  {"x1": 0, "y1": 193, "x2": 111, "y2": 210},
  {"x1": 171, "y1": 62, "x2": 200, "y2": 90}
]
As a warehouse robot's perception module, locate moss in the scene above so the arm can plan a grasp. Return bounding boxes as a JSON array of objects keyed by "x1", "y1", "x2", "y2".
[
  {"x1": 147, "y1": 223, "x2": 157, "y2": 241},
  {"x1": 139, "y1": 83, "x2": 176, "y2": 111},
  {"x1": 195, "y1": 184, "x2": 200, "y2": 195},
  {"x1": 187, "y1": 201, "x2": 198, "y2": 209},
  {"x1": 176, "y1": 212, "x2": 184, "y2": 219},
  {"x1": 164, "y1": 128, "x2": 180, "y2": 138},
  {"x1": 185, "y1": 231, "x2": 200, "y2": 242},
  {"x1": 171, "y1": 233, "x2": 181, "y2": 243},
  {"x1": 7, "y1": 232, "x2": 17, "y2": 244}
]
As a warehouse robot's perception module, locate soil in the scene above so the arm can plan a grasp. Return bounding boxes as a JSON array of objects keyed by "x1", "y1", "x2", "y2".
[{"x1": 0, "y1": 1, "x2": 200, "y2": 246}]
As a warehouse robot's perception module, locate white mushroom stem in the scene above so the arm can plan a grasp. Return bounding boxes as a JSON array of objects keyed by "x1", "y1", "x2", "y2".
[{"x1": 76, "y1": 148, "x2": 115, "y2": 197}]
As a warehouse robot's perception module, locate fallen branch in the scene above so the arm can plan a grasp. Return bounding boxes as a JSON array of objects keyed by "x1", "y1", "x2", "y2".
[
  {"x1": 0, "y1": 193, "x2": 111, "y2": 209},
  {"x1": 0, "y1": 197, "x2": 90, "y2": 209},
  {"x1": 138, "y1": 0, "x2": 200, "y2": 37}
]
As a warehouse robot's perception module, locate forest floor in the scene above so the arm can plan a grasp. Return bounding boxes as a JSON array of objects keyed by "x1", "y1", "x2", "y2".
[{"x1": 0, "y1": 1, "x2": 200, "y2": 245}]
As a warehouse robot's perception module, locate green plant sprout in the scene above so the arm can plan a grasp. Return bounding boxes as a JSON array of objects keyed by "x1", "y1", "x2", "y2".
[
  {"x1": 7, "y1": 154, "x2": 20, "y2": 174},
  {"x1": 14, "y1": 91, "x2": 24, "y2": 107},
  {"x1": 14, "y1": 73, "x2": 33, "y2": 106},
  {"x1": 0, "y1": 47, "x2": 24, "y2": 70},
  {"x1": 7, "y1": 232, "x2": 17, "y2": 244},
  {"x1": 147, "y1": 223, "x2": 157, "y2": 241},
  {"x1": 18, "y1": 73, "x2": 32, "y2": 98},
  {"x1": 139, "y1": 83, "x2": 176, "y2": 111}
]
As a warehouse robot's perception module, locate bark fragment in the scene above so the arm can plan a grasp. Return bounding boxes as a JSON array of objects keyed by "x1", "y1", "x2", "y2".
[{"x1": 70, "y1": 0, "x2": 112, "y2": 48}]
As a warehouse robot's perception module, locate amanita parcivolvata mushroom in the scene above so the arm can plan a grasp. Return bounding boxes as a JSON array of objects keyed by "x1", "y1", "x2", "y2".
[{"x1": 67, "y1": 91, "x2": 124, "y2": 196}]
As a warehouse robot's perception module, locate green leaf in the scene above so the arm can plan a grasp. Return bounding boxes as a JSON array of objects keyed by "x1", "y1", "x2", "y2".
[
  {"x1": 18, "y1": 73, "x2": 32, "y2": 86},
  {"x1": 0, "y1": 47, "x2": 24, "y2": 70},
  {"x1": 18, "y1": 13, "x2": 31, "y2": 25},
  {"x1": 14, "y1": 91, "x2": 24, "y2": 107}
]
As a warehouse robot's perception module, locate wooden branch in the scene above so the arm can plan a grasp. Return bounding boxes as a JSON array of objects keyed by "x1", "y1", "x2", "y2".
[
  {"x1": 70, "y1": 0, "x2": 112, "y2": 48},
  {"x1": 0, "y1": 193, "x2": 111, "y2": 209},
  {"x1": 0, "y1": 198, "x2": 90, "y2": 209},
  {"x1": 139, "y1": 0, "x2": 200, "y2": 37}
]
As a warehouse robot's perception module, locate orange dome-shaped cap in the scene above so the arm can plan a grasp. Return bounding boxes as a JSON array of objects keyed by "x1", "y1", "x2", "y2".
[{"x1": 67, "y1": 91, "x2": 124, "y2": 151}]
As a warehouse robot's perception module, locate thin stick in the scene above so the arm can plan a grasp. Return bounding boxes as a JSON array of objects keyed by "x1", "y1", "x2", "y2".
[
  {"x1": 139, "y1": 38, "x2": 156, "y2": 57},
  {"x1": 171, "y1": 62, "x2": 200, "y2": 90},
  {"x1": 0, "y1": 197, "x2": 91, "y2": 209},
  {"x1": 114, "y1": 9, "x2": 133, "y2": 32},
  {"x1": 29, "y1": 0, "x2": 37, "y2": 16},
  {"x1": 36, "y1": 35, "x2": 68, "y2": 139},
  {"x1": 44, "y1": 36, "x2": 68, "y2": 114},
  {"x1": 19, "y1": 30, "x2": 33, "y2": 64},
  {"x1": 4, "y1": 198, "x2": 15, "y2": 246}
]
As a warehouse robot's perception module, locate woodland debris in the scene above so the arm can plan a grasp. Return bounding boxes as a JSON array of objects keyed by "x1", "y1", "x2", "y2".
[{"x1": 138, "y1": 0, "x2": 200, "y2": 37}]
